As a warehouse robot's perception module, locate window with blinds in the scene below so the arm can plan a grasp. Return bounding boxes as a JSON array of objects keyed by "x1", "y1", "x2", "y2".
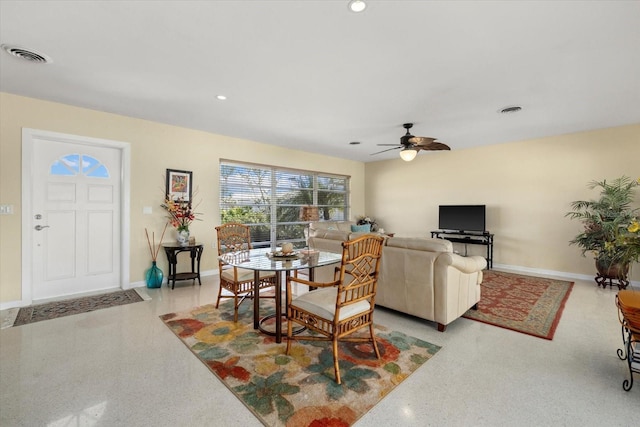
[{"x1": 220, "y1": 161, "x2": 350, "y2": 248}]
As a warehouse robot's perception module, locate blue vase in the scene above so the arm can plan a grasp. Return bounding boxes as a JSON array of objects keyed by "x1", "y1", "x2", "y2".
[{"x1": 145, "y1": 261, "x2": 163, "y2": 288}]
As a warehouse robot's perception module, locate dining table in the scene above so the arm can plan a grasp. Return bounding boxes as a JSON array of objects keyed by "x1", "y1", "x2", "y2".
[{"x1": 218, "y1": 247, "x2": 343, "y2": 343}]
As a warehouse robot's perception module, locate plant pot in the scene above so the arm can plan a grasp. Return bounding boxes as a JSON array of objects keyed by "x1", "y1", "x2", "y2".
[
  {"x1": 595, "y1": 259, "x2": 629, "y2": 280},
  {"x1": 595, "y1": 259, "x2": 630, "y2": 290}
]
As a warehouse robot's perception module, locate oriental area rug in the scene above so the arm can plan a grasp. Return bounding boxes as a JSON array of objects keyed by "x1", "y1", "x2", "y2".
[
  {"x1": 13, "y1": 289, "x2": 144, "y2": 326},
  {"x1": 160, "y1": 300, "x2": 441, "y2": 427},
  {"x1": 463, "y1": 270, "x2": 574, "y2": 340}
]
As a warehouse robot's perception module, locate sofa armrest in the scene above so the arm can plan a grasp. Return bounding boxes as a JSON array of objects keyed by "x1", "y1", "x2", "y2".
[
  {"x1": 433, "y1": 253, "x2": 486, "y2": 329},
  {"x1": 437, "y1": 252, "x2": 487, "y2": 274}
]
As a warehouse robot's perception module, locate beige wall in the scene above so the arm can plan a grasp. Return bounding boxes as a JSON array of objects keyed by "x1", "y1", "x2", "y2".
[
  {"x1": 365, "y1": 124, "x2": 640, "y2": 281},
  {"x1": 0, "y1": 93, "x2": 365, "y2": 305},
  {"x1": 2, "y1": 92, "x2": 638, "y2": 305}
]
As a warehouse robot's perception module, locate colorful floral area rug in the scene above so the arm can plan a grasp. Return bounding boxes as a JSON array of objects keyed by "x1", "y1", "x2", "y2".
[
  {"x1": 160, "y1": 300, "x2": 441, "y2": 427},
  {"x1": 13, "y1": 289, "x2": 144, "y2": 326},
  {"x1": 463, "y1": 270, "x2": 574, "y2": 340}
]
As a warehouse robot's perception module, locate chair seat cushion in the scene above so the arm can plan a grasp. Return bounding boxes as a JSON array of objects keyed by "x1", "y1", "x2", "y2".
[
  {"x1": 292, "y1": 287, "x2": 371, "y2": 321},
  {"x1": 222, "y1": 267, "x2": 275, "y2": 282}
]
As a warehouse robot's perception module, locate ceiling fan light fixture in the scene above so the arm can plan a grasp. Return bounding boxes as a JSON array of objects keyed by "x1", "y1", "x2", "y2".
[
  {"x1": 399, "y1": 148, "x2": 417, "y2": 162},
  {"x1": 348, "y1": 0, "x2": 367, "y2": 13}
]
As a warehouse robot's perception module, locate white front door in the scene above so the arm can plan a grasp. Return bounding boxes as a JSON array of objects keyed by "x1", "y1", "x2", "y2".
[{"x1": 22, "y1": 129, "x2": 130, "y2": 302}]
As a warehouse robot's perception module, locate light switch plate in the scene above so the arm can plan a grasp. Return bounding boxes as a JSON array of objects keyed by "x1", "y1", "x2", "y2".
[
  {"x1": 0, "y1": 205, "x2": 14, "y2": 215},
  {"x1": 143, "y1": 206, "x2": 152, "y2": 214}
]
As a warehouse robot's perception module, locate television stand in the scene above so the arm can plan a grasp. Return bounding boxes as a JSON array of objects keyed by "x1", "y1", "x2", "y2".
[{"x1": 430, "y1": 230, "x2": 493, "y2": 269}]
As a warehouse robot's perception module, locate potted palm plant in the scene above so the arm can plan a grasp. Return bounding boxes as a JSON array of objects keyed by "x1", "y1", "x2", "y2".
[{"x1": 566, "y1": 176, "x2": 640, "y2": 288}]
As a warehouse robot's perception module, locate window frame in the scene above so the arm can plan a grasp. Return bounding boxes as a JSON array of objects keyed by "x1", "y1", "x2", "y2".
[{"x1": 219, "y1": 160, "x2": 350, "y2": 248}]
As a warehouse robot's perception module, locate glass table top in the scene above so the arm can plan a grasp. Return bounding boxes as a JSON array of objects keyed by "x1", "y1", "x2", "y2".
[{"x1": 219, "y1": 248, "x2": 342, "y2": 272}]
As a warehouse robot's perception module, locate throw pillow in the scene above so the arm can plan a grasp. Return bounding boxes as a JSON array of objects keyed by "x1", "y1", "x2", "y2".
[{"x1": 351, "y1": 224, "x2": 371, "y2": 232}]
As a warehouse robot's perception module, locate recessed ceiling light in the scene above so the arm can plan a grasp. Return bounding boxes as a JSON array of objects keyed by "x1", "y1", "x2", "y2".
[
  {"x1": 348, "y1": 0, "x2": 367, "y2": 13},
  {"x1": 349, "y1": 141, "x2": 361, "y2": 145},
  {"x1": 216, "y1": 95, "x2": 227, "y2": 101},
  {"x1": 499, "y1": 105, "x2": 522, "y2": 114},
  {"x1": 1, "y1": 44, "x2": 52, "y2": 63}
]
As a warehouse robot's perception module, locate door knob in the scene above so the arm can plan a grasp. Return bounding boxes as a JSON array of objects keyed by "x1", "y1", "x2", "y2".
[{"x1": 35, "y1": 225, "x2": 50, "y2": 231}]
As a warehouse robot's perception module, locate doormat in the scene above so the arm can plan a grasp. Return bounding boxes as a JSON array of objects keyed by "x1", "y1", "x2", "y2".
[
  {"x1": 463, "y1": 270, "x2": 573, "y2": 340},
  {"x1": 13, "y1": 289, "x2": 144, "y2": 326},
  {"x1": 160, "y1": 299, "x2": 441, "y2": 426}
]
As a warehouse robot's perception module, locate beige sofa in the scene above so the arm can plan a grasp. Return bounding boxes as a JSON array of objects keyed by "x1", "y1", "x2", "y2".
[{"x1": 307, "y1": 221, "x2": 487, "y2": 331}]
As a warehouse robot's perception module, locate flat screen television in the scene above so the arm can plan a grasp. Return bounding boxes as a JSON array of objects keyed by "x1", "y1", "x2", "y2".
[{"x1": 438, "y1": 205, "x2": 486, "y2": 233}]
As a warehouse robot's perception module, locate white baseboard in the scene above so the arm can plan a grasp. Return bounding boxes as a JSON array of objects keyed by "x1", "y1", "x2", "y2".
[
  {"x1": 0, "y1": 300, "x2": 27, "y2": 311},
  {"x1": 492, "y1": 263, "x2": 640, "y2": 289}
]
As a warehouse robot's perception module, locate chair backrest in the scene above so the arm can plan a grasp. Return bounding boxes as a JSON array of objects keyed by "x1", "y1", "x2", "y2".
[
  {"x1": 336, "y1": 234, "x2": 385, "y2": 310},
  {"x1": 215, "y1": 223, "x2": 252, "y2": 257}
]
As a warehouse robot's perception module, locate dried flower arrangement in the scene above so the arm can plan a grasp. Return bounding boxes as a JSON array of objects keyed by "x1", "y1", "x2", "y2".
[{"x1": 145, "y1": 223, "x2": 168, "y2": 261}]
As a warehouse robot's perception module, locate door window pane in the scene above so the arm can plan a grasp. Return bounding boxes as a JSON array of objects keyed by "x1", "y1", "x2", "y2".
[{"x1": 50, "y1": 154, "x2": 110, "y2": 178}]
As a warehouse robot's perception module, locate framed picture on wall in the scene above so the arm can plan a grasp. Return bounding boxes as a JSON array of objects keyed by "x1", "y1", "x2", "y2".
[{"x1": 166, "y1": 169, "x2": 193, "y2": 201}]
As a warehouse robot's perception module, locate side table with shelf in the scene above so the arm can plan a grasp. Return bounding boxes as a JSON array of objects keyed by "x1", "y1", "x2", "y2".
[
  {"x1": 430, "y1": 230, "x2": 494, "y2": 269},
  {"x1": 162, "y1": 243, "x2": 204, "y2": 289}
]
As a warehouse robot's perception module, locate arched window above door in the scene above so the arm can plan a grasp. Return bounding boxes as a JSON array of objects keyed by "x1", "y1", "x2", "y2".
[{"x1": 50, "y1": 154, "x2": 110, "y2": 178}]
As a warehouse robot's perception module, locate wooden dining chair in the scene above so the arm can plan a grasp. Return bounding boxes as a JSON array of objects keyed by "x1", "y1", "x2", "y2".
[
  {"x1": 215, "y1": 222, "x2": 276, "y2": 322},
  {"x1": 285, "y1": 234, "x2": 385, "y2": 384}
]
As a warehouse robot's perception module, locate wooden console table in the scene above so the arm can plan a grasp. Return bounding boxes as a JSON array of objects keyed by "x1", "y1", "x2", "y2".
[
  {"x1": 431, "y1": 230, "x2": 494, "y2": 269},
  {"x1": 162, "y1": 243, "x2": 204, "y2": 289}
]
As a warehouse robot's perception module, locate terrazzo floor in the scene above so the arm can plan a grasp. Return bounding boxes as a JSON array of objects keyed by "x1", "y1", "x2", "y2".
[{"x1": 0, "y1": 271, "x2": 638, "y2": 426}]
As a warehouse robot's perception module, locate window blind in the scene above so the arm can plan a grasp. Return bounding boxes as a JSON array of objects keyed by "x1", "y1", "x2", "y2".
[{"x1": 220, "y1": 161, "x2": 349, "y2": 248}]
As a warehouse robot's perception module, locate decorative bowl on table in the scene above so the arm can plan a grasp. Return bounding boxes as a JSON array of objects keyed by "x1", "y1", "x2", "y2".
[{"x1": 267, "y1": 250, "x2": 300, "y2": 259}]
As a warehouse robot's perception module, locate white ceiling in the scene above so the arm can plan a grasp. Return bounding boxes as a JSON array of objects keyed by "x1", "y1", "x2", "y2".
[{"x1": 1, "y1": 1, "x2": 639, "y2": 162}]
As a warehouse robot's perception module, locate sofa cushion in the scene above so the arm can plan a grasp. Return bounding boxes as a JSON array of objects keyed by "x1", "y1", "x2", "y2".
[
  {"x1": 310, "y1": 221, "x2": 355, "y2": 233},
  {"x1": 386, "y1": 237, "x2": 453, "y2": 253},
  {"x1": 350, "y1": 224, "x2": 371, "y2": 232},
  {"x1": 311, "y1": 229, "x2": 350, "y2": 241},
  {"x1": 309, "y1": 221, "x2": 356, "y2": 241}
]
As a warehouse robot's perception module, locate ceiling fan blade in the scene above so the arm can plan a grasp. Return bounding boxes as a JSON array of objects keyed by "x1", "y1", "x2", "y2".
[
  {"x1": 370, "y1": 123, "x2": 450, "y2": 156},
  {"x1": 418, "y1": 142, "x2": 451, "y2": 151},
  {"x1": 370, "y1": 146, "x2": 402, "y2": 155},
  {"x1": 408, "y1": 136, "x2": 437, "y2": 145}
]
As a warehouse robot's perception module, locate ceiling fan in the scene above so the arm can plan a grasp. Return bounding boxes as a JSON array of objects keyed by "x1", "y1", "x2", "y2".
[{"x1": 371, "y1": 123, "x2": 450, "y2": 161}]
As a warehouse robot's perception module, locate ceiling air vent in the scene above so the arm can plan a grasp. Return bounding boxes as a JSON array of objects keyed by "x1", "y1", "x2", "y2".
[
  {"x1": 499, "y1": 106, "x2": 522, "y2": 114},
  {"x1": 1, "y1": 44, "x2": 52, "y2": 63}
]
